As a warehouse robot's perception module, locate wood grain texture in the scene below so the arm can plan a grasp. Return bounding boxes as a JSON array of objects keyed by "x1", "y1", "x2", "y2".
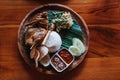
[
  {"x1": 1, "y1": 56, "x2": 120, "y2": 80},
  {"x1": 0, "y1": 0, "x2": 120, "y2": 25},
  {"x1": 0, "y1": 0, "x2": 120, "y2": 80}
]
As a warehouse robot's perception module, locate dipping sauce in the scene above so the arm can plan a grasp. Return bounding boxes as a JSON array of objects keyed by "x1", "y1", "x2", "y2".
[
  {"x1": 50, "y1": 48, "x2": 74, "y2": 72},
  {"x1": 58, "y1": 49, "x2": 74, "y2": 64},
  {"x1": 51, "y1": 55, "x2": 67, "y2": 71}
]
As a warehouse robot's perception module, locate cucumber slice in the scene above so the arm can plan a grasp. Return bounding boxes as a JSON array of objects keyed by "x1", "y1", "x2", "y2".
[
  {"x1": 69, "y1": 46, "x2": 82, "y2": 56},
  {"x1": 72, "y1": 38, "x2": 85, "y2": 53}
]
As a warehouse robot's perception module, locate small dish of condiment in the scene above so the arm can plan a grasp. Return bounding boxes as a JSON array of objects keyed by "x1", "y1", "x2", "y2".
[{"x1": 50, "y1": 48, "x2": 74, "y2": 72}]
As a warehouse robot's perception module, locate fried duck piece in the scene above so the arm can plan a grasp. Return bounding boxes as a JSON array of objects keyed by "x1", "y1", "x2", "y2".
[
  {"x1": 25, "y1": 27, "x2": 50, "y2": 67},
  {"x1": 24, "y1": 12, "x2": 54, "y2": 67},
  {"x1": 25, "y1": 27, "x2": 47, "y2": 46},
  {"x1": 26, "y1": 12, "x2": 48, "y2": 29}
]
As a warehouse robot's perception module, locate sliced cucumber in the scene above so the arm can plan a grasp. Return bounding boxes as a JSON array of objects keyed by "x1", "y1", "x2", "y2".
[
  {"x1": 72, "y1": 38, "x2": 85, "y2": 53},
  {"x1": 69, "y1": 46, "x2": 82, "y2": 56}
]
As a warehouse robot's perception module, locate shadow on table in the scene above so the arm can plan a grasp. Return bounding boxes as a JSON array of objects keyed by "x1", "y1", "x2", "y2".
[
  {"x1": 37, "y1": 0, "x2": 69, "y2": 3},
  {"x1": 25, "y1": 0, "x2": 70, "y2": 4}
]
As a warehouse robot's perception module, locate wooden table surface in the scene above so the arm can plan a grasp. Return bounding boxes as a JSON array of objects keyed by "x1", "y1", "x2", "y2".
[{"x1": 0, "y1": 0, "x2": 120, "y2": 80}]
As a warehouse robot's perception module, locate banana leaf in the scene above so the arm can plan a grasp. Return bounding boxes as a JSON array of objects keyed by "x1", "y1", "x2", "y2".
[{"x1": 59, "y1": 20, "x2": 83, "y2": 49}]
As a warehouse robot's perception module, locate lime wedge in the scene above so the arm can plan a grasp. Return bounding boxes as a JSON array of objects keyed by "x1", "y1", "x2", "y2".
[
  {"x1": 72, "y1": 38, "x2": 85, "y2": 53},
  {"x1": 69, "y1": 46, "x2": 82, "y2": 56}
]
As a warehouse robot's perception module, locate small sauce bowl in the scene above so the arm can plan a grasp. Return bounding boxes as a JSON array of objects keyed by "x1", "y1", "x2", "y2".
[{"x1": 50, "y1": 48, "x2": 74, "y2": 72}]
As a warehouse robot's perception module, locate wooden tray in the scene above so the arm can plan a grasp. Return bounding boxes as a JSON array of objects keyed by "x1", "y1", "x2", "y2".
[{"x1": 17, "y1": 4, "x2": 89, "y2": 75}]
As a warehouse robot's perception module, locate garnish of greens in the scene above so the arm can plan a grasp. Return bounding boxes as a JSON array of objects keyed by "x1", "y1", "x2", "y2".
[{"x1": 48, "y1": 11, "x2": 73, "y2": 32}]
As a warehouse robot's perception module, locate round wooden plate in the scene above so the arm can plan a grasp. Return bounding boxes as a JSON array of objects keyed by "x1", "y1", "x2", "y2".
[{"x1": 17, "y1": 4, "x2": 89, "y2": 75}]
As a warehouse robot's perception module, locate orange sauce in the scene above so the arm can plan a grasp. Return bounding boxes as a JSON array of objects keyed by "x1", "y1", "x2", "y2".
[{"x1": 58, "y1": 49, "x2": 73, "y2": 64}]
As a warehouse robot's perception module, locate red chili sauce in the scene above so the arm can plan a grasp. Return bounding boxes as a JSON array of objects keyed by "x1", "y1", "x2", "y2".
[
  {"x1": 51, "y1": 55, "x2": 67, "y2": 71},
  {"x1": 58, "y1": 49, "x2": 74, "y2": 64}
]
